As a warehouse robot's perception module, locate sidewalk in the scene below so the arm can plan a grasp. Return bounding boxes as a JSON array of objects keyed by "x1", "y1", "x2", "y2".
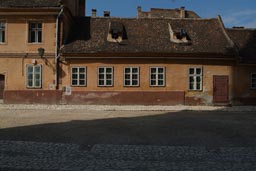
[{"x1": 0, "y1": 104, "x2": 256, "y2": 111}]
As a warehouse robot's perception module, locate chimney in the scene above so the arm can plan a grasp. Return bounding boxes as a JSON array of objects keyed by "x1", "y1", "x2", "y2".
[
  {"x1": 92, "y1": 8, "x2": 97, "y2": 17},
  {"x1": 180, "y1": 6, "x2": 185, "y2": 18},
  {"x1": 104, "y1": 11, "x2": 110, "y2": 17},
  {"x1": 137, "y1": 6, "x2": 142, "y2": 18}
]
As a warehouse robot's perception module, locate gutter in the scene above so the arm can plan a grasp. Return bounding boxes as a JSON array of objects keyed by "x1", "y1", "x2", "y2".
[{"x1": 55, "y1": 6, "x2": 64, "y2": 90}]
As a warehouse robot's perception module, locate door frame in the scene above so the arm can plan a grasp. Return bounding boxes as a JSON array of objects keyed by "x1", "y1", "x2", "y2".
[
  {"x1": 213, "y1": 75, "x2": 229, "y2": 104},
  {"x1": 0, "y1": 74, "x2": 5, "y2": 100}
]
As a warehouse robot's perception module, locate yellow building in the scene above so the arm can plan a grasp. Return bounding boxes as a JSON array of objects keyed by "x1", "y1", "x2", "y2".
[{"x1": 0, "y1": 1, "x2": 255, "y2": 105}]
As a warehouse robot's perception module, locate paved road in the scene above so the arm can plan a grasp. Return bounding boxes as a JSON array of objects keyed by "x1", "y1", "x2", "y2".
[
  {"x1": 0, "y1": 109, "x2": 256, "y2": 170},
  {"x1": 1, "y1": 140, "x2": 256, "y2": 171}
]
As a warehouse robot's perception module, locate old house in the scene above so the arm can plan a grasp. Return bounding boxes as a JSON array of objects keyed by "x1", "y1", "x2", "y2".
[
  {"x1": 0, "y1": 1, "x2": 255, "y2": 105},
  {"x1": 0, "y1": 0, "x2": 85, "y2": 103}
]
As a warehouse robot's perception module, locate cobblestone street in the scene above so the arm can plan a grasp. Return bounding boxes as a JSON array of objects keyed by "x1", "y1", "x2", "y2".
[
  {"x1": 0, "y1": 105, "x2": 256, "y2": 170},
  {"x1": 1, "y1": 140, "x2": 256, "y2": 171}
]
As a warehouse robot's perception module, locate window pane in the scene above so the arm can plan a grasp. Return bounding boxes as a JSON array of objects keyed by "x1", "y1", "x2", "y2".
[
  {"x1": 125, "y1": 74, "x2": 130, "y2": 80},
  {"x1": 72, "y1": 68, "x2": 78, "y2": 73},
  {"x1": 28, "y1": 80, "x2": 33, "y2": 87},
  {"x1": 72, "y1": 74, "x2": 78, "y2": 79},
  {"x1": 132, "y1": 74, "x2": 138, "y2": 79},
  {"x1": 196, "y1": 68, "x2": 201, "y2": 75},
  {"x1": 196, "y1": 76, "x2": 201, "y2": 83},
  {"x1": 132, "y1": 68, "x2": 138, "y2": 73},
  {"x1": 158, "y1": 68, "x2": 164, "y2": 73},
  {"x1": 72, "y1": 80, "x2": 78, "y2": 85},
  {"x1": 125, "y1": 80, "x2": 130, "y2": 85},
  {"x1": 158, "y1": 74, "x2": 164, "y2": 79},
  {"x1": 151, "y1": 74, "x2": 156, "y2": 79},
  {"x1": 151, "y1": 68, "x2": 156, "y2": 74},
  {"x1": 99, "y1": 68, "x2": 104, "y2": 73},
  {"x1": 99, "y1": 74, "x2": 104, "y2": 79},
  {"x1": 38, "y1": 23, "x2": 42, "y2": 28},
  {"x1": 35, "y1": 80, "x2": 40, "y2": 87},
  {"x1": 151, "y1": 80, "x2": 156, "y2": 85},
  {"x1": 30, "y1": 23, "x2": 36, "y2": 29},
  {"x1": 196, "y1": 83, "x2": 201, "y2": 90},
  {"x1": 28, "y1": 74, "x2": 33, "y2": 80},
  {"x1": 189, "y1": 68, "x2": 194, "y2": 75},
  {"x1": 35, "y1": 74, "x2": 40, "y2": 80},
  {"x1": 132, "y1": 80, "x2": 138, "y2": 86},
  {"x1": 125, "y1": 68, "x2": 130, "y2": 73},
  {"x1": 79, "y1": 80, "x2": 85, "y2": 85},
  {"x1": 79, "y1": 68, "x2": 85, "y2": 73},
  {"x1": 0, "y1": 31, "x2": 4, "y2": 42},
  {"x1": 99, "y1": 80, "x2": 104, "y2": 85},
  {"x1": 106, "y1": 74, "x2": 112, "y2": 79},
  {"x1": 79, "y1": 74, "x2": 85, "y2": 79},
  {"x1": 158, "y1": 80, "x2": 164, "y2": 85},
  {"x1": 30, "y1": 31, "x2": 36, "y2": 42},
  {"x1": 189, "y1": 76, "x2": 194, "y2": 83},
  {"x1": 190, "y1": 84, "x2": 194, "y2": 90},
  {"x1": 106, "y1": 68, "x2": 112, "y2": 73},
  {"x1": 106, "y1": 80, "x2": 112, "y2": 85},
  {"x1": 38, "y1": 31, "x2": 42, "y2": 42},
  {"x1": 34, "y1": 66, "x2": 41, "y2": 73},
  {"x1": 27, "y1": 66, "x2": 33, "y2": 73}
]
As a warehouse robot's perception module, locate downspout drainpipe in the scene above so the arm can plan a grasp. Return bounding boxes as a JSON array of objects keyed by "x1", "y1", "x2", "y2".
[{"x1": 55, "y1": 6, "x2": 64, "y2": 90}]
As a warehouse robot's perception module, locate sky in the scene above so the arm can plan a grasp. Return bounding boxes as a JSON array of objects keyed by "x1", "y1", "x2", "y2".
[{"x1": 86, "y1": 0, "x2": 256, "y2": 28}]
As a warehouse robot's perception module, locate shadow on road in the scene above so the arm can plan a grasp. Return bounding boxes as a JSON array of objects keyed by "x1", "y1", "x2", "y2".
[{"x1": 0, "y1": 111, "x2": 256, "y2": 147}]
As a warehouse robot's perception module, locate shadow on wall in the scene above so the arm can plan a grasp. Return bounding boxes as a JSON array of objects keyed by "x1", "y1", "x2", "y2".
[{"x1": 0, "y1": 110, "x2": 256, "y2": 147}]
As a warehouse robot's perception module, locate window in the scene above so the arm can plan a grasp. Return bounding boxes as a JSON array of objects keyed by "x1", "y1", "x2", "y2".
[
  {"x1": 150, "y1": 67, "x2": 165, "y2": 86},
  {"x1": 71, "y1": 67, "x2": 86, "y2": 86},
  {"x1": 26, "y1": 65, "x2": 42, "y2": 88},
  {"x1": 251, "y1": 73, "x2": 256, "y2": 89},
  {"x1": 28, "y1": 22, "x2": 42, "y2": 43},
  {"x1": 0, "y1": 21, "x2": 5, "y2": 43},
  {"x1": 189, "y1": 67, "x2": 202, "y2": 91},
  {"x1": 124, "y1": 67, "x2": 139, "y2": 86},
  {"x1": 98, "y1": 67, "x2": 113, "y2": 86}
]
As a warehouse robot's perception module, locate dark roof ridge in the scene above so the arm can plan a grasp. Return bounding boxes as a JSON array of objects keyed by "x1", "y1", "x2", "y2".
[
  {"x1": 91, "y1": 16, "x2": 219, "y2": 21},
  {"x1": 227, "y1": 28, "x2": 256, "y2": 31}
]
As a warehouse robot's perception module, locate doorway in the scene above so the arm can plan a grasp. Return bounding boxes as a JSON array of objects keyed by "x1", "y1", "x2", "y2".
[
  {"x1": 0, "y1": 75, "x2": 5, "y2": 99},
  {"x1": 213, "y1": 75, "x2": 229, "y2": 104}
]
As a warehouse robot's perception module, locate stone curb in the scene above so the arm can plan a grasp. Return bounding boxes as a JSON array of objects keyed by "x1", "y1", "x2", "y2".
[{"x1": 0, "y1": 104, "x2": 256, "y2": 112}]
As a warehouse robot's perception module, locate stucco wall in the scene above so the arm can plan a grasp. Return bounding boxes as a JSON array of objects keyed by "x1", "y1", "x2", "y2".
[
  {"x1": 0, "y1": 15, "x2": 56, "y2": 53},
  {"x1": 59, "y1": 59, "x2": 239, "y2": 105},
  {"x1": 0, "y1": 58, "x2": 56, "y2": 90}
]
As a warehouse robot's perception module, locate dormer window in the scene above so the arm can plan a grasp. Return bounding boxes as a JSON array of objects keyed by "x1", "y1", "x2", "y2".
[
  {"x1": 111, "y1": 28, "x2": 119, "y2": 39},
  {"x1": 168, "y1": 24, "x2": 191, "y2": 44},
  {"x1": 107, "y1": 22, "x2": 127, "y2": 43}
]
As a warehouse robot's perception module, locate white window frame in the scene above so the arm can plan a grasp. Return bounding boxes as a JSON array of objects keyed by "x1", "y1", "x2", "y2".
[
  {"x1": 98, "y1": 67, "x2": 113, "y2": 87},
  {"x1": 26, "y1": 64, "x2": 42, "y2": 89},
  {"x1": 188, "y1": 67, "x2": 203, "y2": 91},
  {"x1": 71, "y1": 67, "x2": 86, "y2": 87},
  {"x1": 28, "y1": 22, "x2": 42, "y2": 43},
  {"x1": 150, "y1": 67, "x2": 165, "y2": 87},
  {"x1": 124, "y1": 67, "x2": 140, "y2": 87},
  {"x1": 251, "y1": 73, "x2": 256, "y2": 89},
  {"x1": 0, "y1": 21, "x2": 6, "y2": 43}
]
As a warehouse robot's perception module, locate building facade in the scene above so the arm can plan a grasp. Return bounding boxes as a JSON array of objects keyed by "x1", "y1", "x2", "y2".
[{"x1": 0, "y1": 1, "x2": 255, "y2": 105}]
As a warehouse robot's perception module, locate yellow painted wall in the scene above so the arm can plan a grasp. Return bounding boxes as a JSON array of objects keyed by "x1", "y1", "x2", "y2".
[
  {"x1": 0, "y1": 15, "x2": 56, "y2": 53},
  {"x1": 60, "y1": 59, "x2": 239, "y2": 104},
  {"x1": 0, "y1": 58, "x2": 56, "y2": 90}
]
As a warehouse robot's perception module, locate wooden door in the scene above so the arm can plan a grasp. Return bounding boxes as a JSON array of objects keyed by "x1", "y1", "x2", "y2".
[
  {"x1": 213, "y1": 76, "x2": 229, "y2": 103},
  {"x1": 0, "y1": 75, "x2": 4, "y2": 99}
]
